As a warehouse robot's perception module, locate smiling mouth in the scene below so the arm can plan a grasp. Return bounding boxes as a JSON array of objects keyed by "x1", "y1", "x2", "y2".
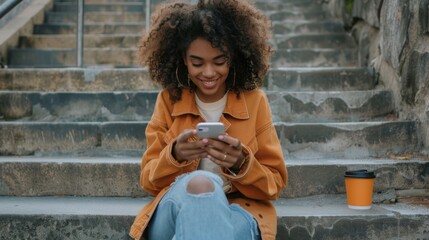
[{"x1": 200, "y1": 79, "x2": 217, "y2": 88}]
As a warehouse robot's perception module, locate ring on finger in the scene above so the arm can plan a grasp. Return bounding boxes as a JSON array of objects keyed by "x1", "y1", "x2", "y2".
[{"x1": 222, "y1": 153, "x2": 227, "y2": 161}]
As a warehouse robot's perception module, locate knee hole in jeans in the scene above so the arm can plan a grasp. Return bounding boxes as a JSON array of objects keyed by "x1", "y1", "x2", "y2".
[{"x1": 186, "y1": 175, "x2": 215, "y2": 194}]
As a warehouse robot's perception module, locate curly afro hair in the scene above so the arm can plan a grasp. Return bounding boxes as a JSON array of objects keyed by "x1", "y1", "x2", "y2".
[{"x1": 138, "y1": 0, "x2": 273, "y2": 102}]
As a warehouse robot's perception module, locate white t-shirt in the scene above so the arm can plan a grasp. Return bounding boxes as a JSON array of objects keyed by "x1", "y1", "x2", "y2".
[{"x1": 195, "y1": 93, "x2": 231, "y2": 192}]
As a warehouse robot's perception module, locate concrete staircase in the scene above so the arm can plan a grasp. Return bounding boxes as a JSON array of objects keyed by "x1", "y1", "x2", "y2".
[
  {"x1": 7, "y1": 0, "x2": 145, "y2": 68},
  {"x1": 0, "y1": 0, "x2": 428, "y2": 239}
]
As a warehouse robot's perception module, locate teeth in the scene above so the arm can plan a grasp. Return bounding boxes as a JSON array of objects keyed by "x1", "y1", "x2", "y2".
[{"x1": 201, "y1": 80, "x2": 216, "y2": 87}]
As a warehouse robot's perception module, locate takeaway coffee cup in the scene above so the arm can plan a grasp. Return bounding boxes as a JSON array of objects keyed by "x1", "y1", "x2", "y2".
[{"x1": 344, "y1": 170, "x2": 376, "y2": 210}]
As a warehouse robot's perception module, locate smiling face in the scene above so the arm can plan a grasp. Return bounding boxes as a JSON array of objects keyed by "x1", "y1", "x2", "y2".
[{"x1": 183, "y1": 38, "x2": 230, "y2": 103}]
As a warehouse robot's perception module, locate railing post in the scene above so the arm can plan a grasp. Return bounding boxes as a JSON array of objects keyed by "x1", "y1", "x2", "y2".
[
  {"x1": 77, "y1": 0, "x2": 84, "y2": 67},
  {"x1": 146, "y1": 0, "x2": 150, "y2": 32}
]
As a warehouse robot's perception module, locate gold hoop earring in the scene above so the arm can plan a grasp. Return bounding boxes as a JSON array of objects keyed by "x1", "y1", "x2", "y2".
[{"x1": 176, "y1": 66, "x2": 190, "y2": 88}]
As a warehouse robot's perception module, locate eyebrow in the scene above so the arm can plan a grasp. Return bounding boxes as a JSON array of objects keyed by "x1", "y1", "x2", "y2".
[{"x1": 189, "y1": 54, "x2": 228, "y2": 61}]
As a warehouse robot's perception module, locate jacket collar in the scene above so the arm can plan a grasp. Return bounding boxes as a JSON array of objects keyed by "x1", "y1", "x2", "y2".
[{"x1": 171, "y1": 89, "x2": 250, "y2": 120}]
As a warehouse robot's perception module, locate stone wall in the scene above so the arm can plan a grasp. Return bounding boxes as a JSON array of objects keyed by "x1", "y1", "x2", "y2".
[{"x1": 323, "y1": 0, "x2": 429, "y2": 153}]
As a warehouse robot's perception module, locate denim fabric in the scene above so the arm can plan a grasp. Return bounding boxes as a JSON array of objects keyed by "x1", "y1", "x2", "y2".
[{"x1": 146, "y1": 170, "x2": 261, "y2": 240}]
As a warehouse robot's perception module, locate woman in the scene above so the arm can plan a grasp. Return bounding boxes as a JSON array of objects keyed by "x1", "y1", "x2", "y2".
[{"x1": 129, "y1": 0, "x2": 288, "y2": 239}]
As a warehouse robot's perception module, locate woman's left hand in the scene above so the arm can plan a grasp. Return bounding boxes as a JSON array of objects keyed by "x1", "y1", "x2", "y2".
[{"x1": 202, "y1": 134, "x2": 245, "y2": 170}]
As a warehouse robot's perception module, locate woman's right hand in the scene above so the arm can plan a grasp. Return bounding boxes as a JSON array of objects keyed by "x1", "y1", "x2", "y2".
[{"x1": 173, "y1": 129, "x2": 208, "y2": 162}]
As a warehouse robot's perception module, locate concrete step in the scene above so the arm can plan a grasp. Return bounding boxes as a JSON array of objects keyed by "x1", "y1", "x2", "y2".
[
  {"x1": 0, "y1": 67, "x2": 374, "y2": 92},
  {"x1": 275, "y1": 33, "x2": 356, "y2": 49},
  {"x1": 0, "y1": 121, "x2": 147, "y2": 156},
  {"x1": 272, "y1": 49, "x2": 358, "y2": 67},
  {"x1": 0, "y1": 90, "x2": 158, "y2": 122},
  {"x1": 0, "y1": 68, "x2": 155, "y2": 91},
  {"x1": 53, "y1": 2, "x2": 145, "y2": 12},
  {"x1": 7, "y1": 48, "x2": 138, "y2": 68},
  {"x1": 19, "y1": 32, "x2": 356, "y2": 49},
  {"x1": 0, "y1": 121, "x2": 419, "y2": 157},
  {"x1": 0, "y1": 156, "x2": 427, "y2": 198},
  {"x1": 33, "y1": 23, "x2": 144, "y2": 35},
  {"x1": 45, "y1": 12, "x2": 145, "y2": 24},
  {"x1": 267, "y1": 67, "x2": 376, "y2": 91},
  {"x1": 0, "y1": 89, "x2": 394, "y2": 122},
  {"x1": 272, "y1": 20, "x2": 345, "y2": 35},
  {"x1": 19, "y1": 34, "x2": 141, "y2": 49},
  {"x1": 255, "y1": 0, "x2": 318, "y2": 12},
  {"x1": 268, "y1": 89, "x2": 395, "y2": 122},
  {"x1": 55, "y1": 0, "x2": 145, "y2": 2},
  {"x1": 0, "y1": 195, "x2": 427, "y2": 239},
  {"x1": 279, "y1": 121, "x2": 419, "y2": 159},
  {"x1": 267, "y1": 9, "x2": 332, "y2": 21},
  {"x1": 8, "y1": 48, "x2": 358, "y2": 68}
]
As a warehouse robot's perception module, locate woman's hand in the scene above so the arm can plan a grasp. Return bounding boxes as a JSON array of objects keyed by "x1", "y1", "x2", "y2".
[
  {"x1": 173, "y1": 129, "x2": 208, "y2": 162},
  {"x1": 203, "y1": 134, "x2": 245, "y2": 170}
]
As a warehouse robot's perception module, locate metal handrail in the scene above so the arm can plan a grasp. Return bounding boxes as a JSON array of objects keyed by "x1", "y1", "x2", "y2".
[
  {"x1": 75, "y1": 0, "x2": 151, "y2": 67},
  {"x1": 0, "y1": 0, "x2": 22, "y2": 18},
  {"x1": 146, "y1": 0, "x2": 150, "y2": 32},
  {"x1": 76, "y1": 0, "x2": 84, "y2": 67}
]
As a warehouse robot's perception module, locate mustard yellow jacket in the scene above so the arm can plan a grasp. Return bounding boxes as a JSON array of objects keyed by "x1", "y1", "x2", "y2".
[{"x1": 129, "y1": 89, "x2": 288, "y2": 240}]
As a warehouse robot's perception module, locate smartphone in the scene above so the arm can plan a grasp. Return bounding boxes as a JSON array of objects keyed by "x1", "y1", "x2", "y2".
[{"x1": 196, "y1": 122, "x2": 225, "y2": 139}]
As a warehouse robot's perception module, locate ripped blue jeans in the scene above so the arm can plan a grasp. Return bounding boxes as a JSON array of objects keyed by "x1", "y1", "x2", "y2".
[{"x1": 146, "y1": 170, "x2": 261, "y2": 240}]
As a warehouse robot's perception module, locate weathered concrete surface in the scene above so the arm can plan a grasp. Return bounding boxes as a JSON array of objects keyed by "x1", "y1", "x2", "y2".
[
  {"x1": 0, "y1": 195, "x2": 427, "y2": 240},
  {"x1": 1, "y1": 67, "x2": 373, "y2": 92},
  {"x1": 0, "y1": 157, "x2": 146, "y2": 197},
  {"x1": 0, "y1": 122, "x2": 147, "y2": 155},
  {"x1": 0, "y1": 91, "x2": 159, "y2": 121},
  {"x1": 0, "y1": 157, "x2": 426, "y2": 198},
  {"x1": 266, "y1": 67, "x2": 375, "y2": 91},
  {"x1": 9, "y1": 47, "x2": 358, "y2": 68},
  {"x1": 45, "y1": 11, "x2": 145, "y2": 23},
  {"x1": 272, "y1": 20, "x2": 345, "y2": 35},
  {"x1": 277, "y1": 121, "x2": 419, "y2": 159},
  {"x1": 272, "y1": 49, "x2": 358, "y2": 67},
  {"x1": 255, "y1": 0, "x2": 317, "y2": 12},
  {"x1": 0, "y1": 121, "x2": 419, "y2": 157},
  {"x1": 0, "y1": 197, "x2": 149, "y2": 240},
  {"x1": 0, "y1": 68, "x2": 156, "y2": 91},
  {"x1": 8, "y1": 48, "x2": 139, "y2": 67},
  {"x1": 275, "y1": 33, "x2": 356, "y2": 49},
  {"x1": 277, "y1": 195, "x2": 429, "y2": 240},
  {"x1": 33, "y1": 23, "x2": 144, "y2": 35},
  {"x1": 267, "y1": 90, "x2": 394, "y2": 122},
  {"x1": 0, "y1": 89, "x2": 393, "y2": 122},
  {"x1": 53, "y1": 2, "x2": 145, "y2": 12},
  {"x1": 19, "y1": 34, "x2": 141, "y2": 48}
]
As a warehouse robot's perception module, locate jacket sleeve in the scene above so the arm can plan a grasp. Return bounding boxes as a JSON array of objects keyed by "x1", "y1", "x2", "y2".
[
  {"x1": 139, "y1": 92, "x2": 194, "y2": 196},
  {"x1": 225, "y1": 93, "x2": 288, "y2": 200}
]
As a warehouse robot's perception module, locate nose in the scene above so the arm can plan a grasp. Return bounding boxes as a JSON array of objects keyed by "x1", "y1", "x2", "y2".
[{"x1": 202, "y1": 64, "x2": 216, "y2": 78}]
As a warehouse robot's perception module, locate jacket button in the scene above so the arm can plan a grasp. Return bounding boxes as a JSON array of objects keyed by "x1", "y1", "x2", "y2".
[
  {"x1": 245, "y1": 202, "x2": 250, "y2": 207},
  {"x1": 258, "y1": 214, "x2": 263, "y2": 219}
]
